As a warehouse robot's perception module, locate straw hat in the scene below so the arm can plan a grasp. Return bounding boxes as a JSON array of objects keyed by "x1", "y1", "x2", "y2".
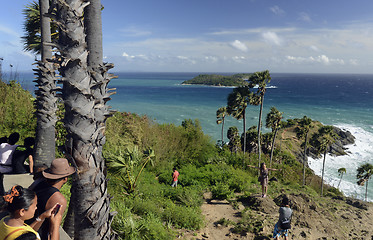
[{"x1": 42, "y1": 158, "x2": 76, "y2": 179}]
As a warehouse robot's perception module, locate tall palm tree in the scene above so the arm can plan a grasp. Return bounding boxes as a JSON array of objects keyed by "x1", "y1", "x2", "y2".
[
  {"x1": 227, "y1": 126, "x2": 240, "y2": 154},
  {"x1": 310, "y1": 125, "x2": 338, "y2": 196},
  {"x1": 337, "y1": 167, "x2": 346, "y2": 188},
  {"x1": 216, "y1": 106, "x2": 228, "y2": 145},
  {"x1": 227, "y1": 86, "x2": 252, "y2": 154},
  {"x1": 55, "y1": 0, "x2": 115, "y2": 239},
  {"x1": 265, "y1": 107, "x2": 283, "y2": 170},
  {"x1": 248, "y1": 70, "x2": 271, "y2": 170},
  {"x1": 356, "y1": 163, "x2": 373, "y2": 201},
  {"x1": 296, "y1": 116, "x2": 312, "y2": 185},
  {"x1": 34, "y1": 0, "x2": 58, "y2": 171}
]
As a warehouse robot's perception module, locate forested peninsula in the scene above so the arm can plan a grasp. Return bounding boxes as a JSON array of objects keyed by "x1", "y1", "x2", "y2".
[{"x1": 182, "y1": 73, "x2": 251, "y2": 86}]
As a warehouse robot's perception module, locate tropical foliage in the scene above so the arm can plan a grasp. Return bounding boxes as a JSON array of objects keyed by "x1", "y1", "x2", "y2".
[
  {"x1": 356, "y1": 163, "x2": 373, "y2": 201},
  {"x1": 182, "y1": 73, "x2": 251, "y2": 86},
  {"x1": 310, "y1": 125, "x2": 338, "y2": 196}
]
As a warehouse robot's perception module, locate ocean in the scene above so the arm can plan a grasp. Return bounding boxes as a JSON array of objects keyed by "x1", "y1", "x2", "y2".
[{"x1": 17, "y1": 72, "x2": 373, "y2": 201}]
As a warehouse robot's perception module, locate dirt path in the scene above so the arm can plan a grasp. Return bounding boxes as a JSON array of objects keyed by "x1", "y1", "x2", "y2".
[{"x1": 182, "y1": 193, "x2": 252, "y2": 240}]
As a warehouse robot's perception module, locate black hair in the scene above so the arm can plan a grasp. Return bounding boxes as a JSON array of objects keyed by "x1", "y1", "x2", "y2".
[
  {"x1": 260, "y1": 162, "x2": 266, "y2": 170},
  {"x1": 0, "y1": 136, "x2": 7, "y2": 144},
  {"x1": 24, "y1": 137, "x2": 35, "y2": 148},
  {"x1": 282, "y1": 196, "x2": 289, "y2": 206},
  {"x1": 14, "y1": 232, "x2": 38, "y2": 240},
  {"x1": 1, "y1": 185, "x2": 36, "y2": 213},
  {"x1": 8, "y1": 132, "x2": 20, "y2": 145}
]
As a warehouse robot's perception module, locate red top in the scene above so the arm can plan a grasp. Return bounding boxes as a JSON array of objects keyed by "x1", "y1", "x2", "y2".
[{"x1": 173, "y1": 170, "x2": 179, "y2": 181}]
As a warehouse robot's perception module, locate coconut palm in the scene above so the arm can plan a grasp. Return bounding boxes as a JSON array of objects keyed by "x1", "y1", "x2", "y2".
[
  {"x1": 227, "y1": 126, "x2": 240, "y2": 153},
  {"x1": 265, "y1": 107, "x2": 283, "y2": 170},
  {"x1": 227, "y1": 86, "x2": 252, "y2": 154},
  {"x1": 337, "y1": 167, "x2": 346, "y2": 188},
  {"x1": 216, "y1": 106, "x2": 228, "y2": 145},
  {"x1": 296, "y1": 116, "x2": 312, "y2": 185},
  {"x1": 54, "y1": 0, "x2": 115, "y2": 239},
  {"x1": 248, "y1": 70, "x2": 271, "y2": 170},
  {"x1": 310, "y1": 125, "x2": 338, "y2": 196},
  {"x1": 22, "y1": 1, "x2": 59, "y2": 54},
  {"x1": 356, "y1": 163, "x2": 373, "y2": 201}
]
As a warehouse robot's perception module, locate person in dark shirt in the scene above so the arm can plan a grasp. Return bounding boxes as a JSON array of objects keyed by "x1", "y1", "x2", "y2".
[{"x1": 28, "y1": 158, "x2": 76, "y2": 240}]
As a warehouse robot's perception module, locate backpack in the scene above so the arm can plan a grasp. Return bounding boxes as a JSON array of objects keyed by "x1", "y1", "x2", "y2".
[{"x1": 279, "y1": 218, "x2": 291, "y2": 230}]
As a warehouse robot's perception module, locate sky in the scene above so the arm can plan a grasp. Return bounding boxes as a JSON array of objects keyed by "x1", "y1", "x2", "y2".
[{"x1": 1, "y1": 0, "x2": 373, "y2": 73}]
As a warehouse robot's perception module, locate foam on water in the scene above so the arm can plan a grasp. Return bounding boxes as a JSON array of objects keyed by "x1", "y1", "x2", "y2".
[{"x1": 308, "y1": 124, "x2": 373, "y2": 201}]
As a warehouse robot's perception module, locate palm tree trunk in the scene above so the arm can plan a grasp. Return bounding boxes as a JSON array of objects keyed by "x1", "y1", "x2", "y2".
[
  {"x1": 269, "y1": 128, "x2": 278, "y2": 171},
  {"x1": 365, "y1": 180, "x2": 368, "y2": 201},
  {"x1": 221, "y1": 118, "x2": 224, "y2": 145},
  {"x1": 243, "y1": 109, "x2": 246, "y2": 155},
  {"x1": 34, "y1": 0, "x2": 57, "y2": 173},
  {"x1": 56, "y1": 0, "x2": 115, "y2": 239},
  {"x1": 257, "y1": 95, "x2": 264, "y2": 169},
  {"x1": 303, "y1": 132, "x2": 308, "y2": 186},
  {"x1": 321, "y1": 151, "x2": 327, "y2": 196}
]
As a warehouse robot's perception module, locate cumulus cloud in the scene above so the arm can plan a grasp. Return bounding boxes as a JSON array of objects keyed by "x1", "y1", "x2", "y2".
[
  {"x1": 286, "y1": 55, "x2": 345, "y2": 65},
  {"x1": 122, "y1": 52, "x2": 149, "y2": 60},
  {"x1": 270, "y1": 5, "x2": 285, "y2": 16},
  {"x1": 230, "y1": 40, "x2": 248, "y2": 52},
  {"x1": 262, "y1": 31, "x2": 283, "y2": 46},
  {"x1": 298, "y1": 12, "x2": 311, "y2": 22}
]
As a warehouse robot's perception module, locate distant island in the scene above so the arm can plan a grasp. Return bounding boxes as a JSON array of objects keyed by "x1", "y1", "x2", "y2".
[{"x1": 182, "y1": 73, "x2": 252, "y2": 87}]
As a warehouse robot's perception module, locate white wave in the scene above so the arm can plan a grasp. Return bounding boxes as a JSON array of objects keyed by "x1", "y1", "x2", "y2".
[{"x1": 308, "y1": 124, "x2": 373, "y2": 202}]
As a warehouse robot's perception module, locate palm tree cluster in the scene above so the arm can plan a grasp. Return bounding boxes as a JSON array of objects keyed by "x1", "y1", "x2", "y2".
[{"x1": 21, "y1": 0, "x2": 115, "y2": 239}]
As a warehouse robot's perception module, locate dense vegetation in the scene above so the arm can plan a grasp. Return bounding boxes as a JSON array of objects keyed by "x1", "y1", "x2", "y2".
[
  {"x1": 1, "y1": 79, "x2": 354, "y2": 239},
  {"x1": 182, "y1": 73, "x2": 251, "y2": 86}
]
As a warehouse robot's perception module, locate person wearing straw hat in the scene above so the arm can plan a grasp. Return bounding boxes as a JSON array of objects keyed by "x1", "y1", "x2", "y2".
[{"x1": 28, "y1": 158, "x2": 76, "y2": 240}]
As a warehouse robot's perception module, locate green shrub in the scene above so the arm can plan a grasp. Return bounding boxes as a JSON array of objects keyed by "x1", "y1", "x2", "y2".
[{"x1": 211, "y1": 183, "x2": 234, "y2": 200}]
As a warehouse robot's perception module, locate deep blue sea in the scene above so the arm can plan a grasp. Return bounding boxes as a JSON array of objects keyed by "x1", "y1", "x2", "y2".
[{"x1": 17, "y1": 72, "x2": 373, "y2": 201}]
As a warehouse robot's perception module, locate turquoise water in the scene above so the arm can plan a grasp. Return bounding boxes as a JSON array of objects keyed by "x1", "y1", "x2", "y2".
[
  {"x1": 18, "y1": 72, "x2": 373, "y2": 201},
  {"x1": 109, "y1": 72, "x2": 373, "y2": 201}
]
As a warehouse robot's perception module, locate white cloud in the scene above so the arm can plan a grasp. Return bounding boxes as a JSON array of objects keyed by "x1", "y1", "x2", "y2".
[
  {"x1": 122, "y1": 52, "x2": 135, "y2": 58},
  {"x1": 270, "y1": 5, "x2": 285, "y2": 16},
  {"x1": 230, "y1": 40, "x2": 248, "y2": 52},
  {"x1": 298, "y1": 12, "x2": 311, "y2": 22},
  {"x1": 262, "y1": 31, "x2": 283, "y2": 46},
  {"x1": 286, "y1": 55, "x2": 345, "y2": 65}
]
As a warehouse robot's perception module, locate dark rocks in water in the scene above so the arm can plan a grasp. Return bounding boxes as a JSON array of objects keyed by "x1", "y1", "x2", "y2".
[
  {"x1": 329, "y1": 126, "x2": 355, "y2": 156},
  {"x1": 305, "y1": 126, "x2": 355, "y2": 161}
]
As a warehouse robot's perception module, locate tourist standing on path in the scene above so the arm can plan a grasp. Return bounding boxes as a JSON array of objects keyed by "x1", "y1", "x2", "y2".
[
  {"x1": 28, "y1": 158, "x2": 76, "y2": 240},
  {"x1": 0, "y1": 185, "x2": 61, "y2": 240},
  {"x1": 171, "y1": 167, "x2": 179, "y2": 187},
  {"x1": 273, "y1": 196, "x2": 293, "y2": 240},
  {"x1": 247, "y1": 163, "x2": 279, "y2": 197}
]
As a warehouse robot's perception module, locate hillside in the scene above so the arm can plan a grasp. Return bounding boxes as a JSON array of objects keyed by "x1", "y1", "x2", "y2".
[
  {"x1": 182, "y1": 74, "x2": 251, "y2": 86},
  {"x1": 182, "y1": 191, "x2": 373, "y2": 239}
]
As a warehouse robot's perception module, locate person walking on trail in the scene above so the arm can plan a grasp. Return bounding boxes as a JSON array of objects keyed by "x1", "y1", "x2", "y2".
[
  {"x1": 171, "y1": 167, "x2": 179, "y2": 187},
  {"x1": 247, "y1": 162, "x2": 279, "y2": 197},
  {"x1": 28, "y1": 158, "x2": 76, "y2": 240},
  {"x1": 273, "y1": 196, "x2": 293, "y2": 240}
]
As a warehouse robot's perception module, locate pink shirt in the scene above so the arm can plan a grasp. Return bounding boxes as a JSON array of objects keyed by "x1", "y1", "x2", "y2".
[{"x1": 173, "y1": 170, "x2": 179, "y2": 181}]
